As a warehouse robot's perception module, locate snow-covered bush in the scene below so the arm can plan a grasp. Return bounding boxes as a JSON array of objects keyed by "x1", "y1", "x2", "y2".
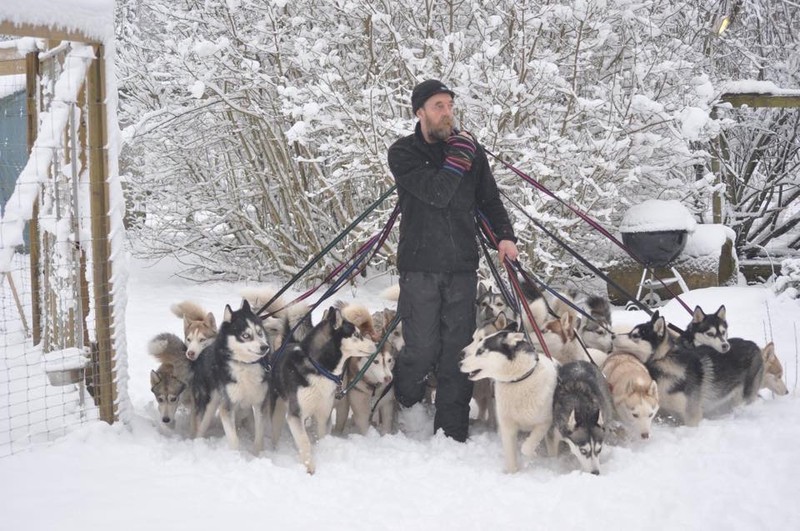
[{"x1": 773, "y1": 258, "x2": 800, "y2": 300}]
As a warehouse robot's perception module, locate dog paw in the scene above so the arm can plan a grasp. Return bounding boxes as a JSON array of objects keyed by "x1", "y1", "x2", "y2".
[
  {"x1": 520, "y1": 440, "x2": 537, "y2": 458},
  {"x1": 304, "y1": 461, "x2": 316, "y2": 475}
]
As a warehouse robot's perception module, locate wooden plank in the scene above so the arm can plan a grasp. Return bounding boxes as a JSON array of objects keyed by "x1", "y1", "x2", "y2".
[
  {"x1": 0, "y1": 20, "x2": 97, "y2": 43},
  {"x1": 86, "y1": 43, "x2": 117, "y2": 423},
  {"x1": 0, "y1": 59, "x2": 25, "y2": 75},
  {"x1": 0, "y1": 48, "x2": 24, "y2": 61},
  {"x1": 719, "y1": 93, "x2": 800, "y2": 108}
]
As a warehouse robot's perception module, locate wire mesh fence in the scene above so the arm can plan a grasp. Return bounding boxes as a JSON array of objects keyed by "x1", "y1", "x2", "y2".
[{"x1": 0, "y1": 40, "x2": 122, "y2": 457}]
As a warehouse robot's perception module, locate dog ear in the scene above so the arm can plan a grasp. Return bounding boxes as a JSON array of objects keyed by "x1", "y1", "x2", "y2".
[
  {"x1": 327, "y1": 306, "x2": 344, "y2": 328},
  {"x1": 597, "y1": 409, "x2": 605, "y2": 428},
  {"x1": 715, "y1": 305, "x2": 726, "y2": 320},
  {"x1": 653, "y1": 316, "x2": 666, "y2": 337},
  {"x1": 567, "y1": 410, "x2": 577, "y2": 432},
  {"x1": 223, "y1": 304, "x2": 234, "y2": 323},
  {"x1": 762, "y1": 341, "x2": 775, "y2": 361},
  {"x1": 692, "y1": 306, "x2": 705, "y2": 323},
  {"x1": 477, "y1": 281, "x2": 488, "y2": 299},
  {"x1": 241, "y1": 298, "x2": 252, "y2": 313},
  {"x1": 150, "y1": 370, "x2": 161, "y2": 387},
  {"x1": 648, "y1": 380, "x2": 658, "y2": 399},
  {"x1": 205, "y1": 312, "x2": 217, "y2": 330},
  {"x1": 650, "y1": 311, "x2": 660, "y2": 323}
]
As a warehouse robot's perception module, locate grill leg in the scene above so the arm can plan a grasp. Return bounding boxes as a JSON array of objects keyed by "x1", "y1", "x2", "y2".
[
  {"x1": 671, "y1": 266, "x2": 690, "y2": 294},
  {"x1": 634, "y1": 267, "x2": 648, "y2": 301}
]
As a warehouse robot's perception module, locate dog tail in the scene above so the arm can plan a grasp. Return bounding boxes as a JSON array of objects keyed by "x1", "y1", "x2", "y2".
[
  {"x1": 240, "y1": 286, "x2": 286, "y2": 317},
  {"x1": 148, "y1": 332, "x2": 188, "y2": 365},
  {"x1": 338, "y1": 302, "x2": 378, "y2": 341},
  {"x1": 171, "y1": 300, "x2": 211, "y2": 322},
  {"x1": 380, "y1": 284, "x2": 400, "y2": 302}
]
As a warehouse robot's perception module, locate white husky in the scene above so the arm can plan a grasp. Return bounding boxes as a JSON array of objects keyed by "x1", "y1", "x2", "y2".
[{"x1": 459, "y1": 314, "x2": 558, "y2": 473}]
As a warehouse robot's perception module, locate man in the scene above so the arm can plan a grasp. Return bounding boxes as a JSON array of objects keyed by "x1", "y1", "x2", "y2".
[{"x1": 387, "y1": 79, "x2": 519, "y2": 441}]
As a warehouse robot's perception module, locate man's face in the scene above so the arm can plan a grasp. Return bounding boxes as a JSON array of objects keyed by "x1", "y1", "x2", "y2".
[{"x1": 417, "y1": 93, "x2": 455, "y2": 142}]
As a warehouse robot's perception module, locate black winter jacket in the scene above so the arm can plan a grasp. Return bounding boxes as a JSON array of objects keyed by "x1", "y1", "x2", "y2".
[{"x1": 388, "y1": 123, "x2": 516, "y2": 273}]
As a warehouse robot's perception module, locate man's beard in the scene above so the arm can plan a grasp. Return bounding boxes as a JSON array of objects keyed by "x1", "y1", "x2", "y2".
[{"x1": 427, "y1": 117, "x2": 454, "y2": 142}]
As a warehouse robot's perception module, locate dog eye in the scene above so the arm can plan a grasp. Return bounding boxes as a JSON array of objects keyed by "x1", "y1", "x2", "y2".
[
  {"x1": 169, "y1": 396, "x2": 178, "y2": 402},
  {"x1": 632, "y1": 413, "x2": 639, "y2": 418},
  {"x1": 372, "y1": 360, "x2": 378, "y2": 365},
  {"x1": 157, "y1": 398, "x2": 164, "y2": 403},
  {"x1": 242, "y1": 332, "x2": 251, "y2": 340}
]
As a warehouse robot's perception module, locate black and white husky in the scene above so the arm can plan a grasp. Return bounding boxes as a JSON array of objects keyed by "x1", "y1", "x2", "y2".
[
  {"x1": 190, "y1": 300, "x2": 271, "y2": 453},
  {"x1": 676, "y1": 305, "x2": 730, "y2": 353},
  {"x1": 269, "y1": 306, "x2": 376, "y2": 474},
  {"x1": 459, "y1": 314, "x2": 558, "y2": 473},
  {"x1": 546, "y1": 361, "x2": 614, "y2": 475},
  {"x1": 627, "y1": 312, "x2": 764, "y2": 426}
]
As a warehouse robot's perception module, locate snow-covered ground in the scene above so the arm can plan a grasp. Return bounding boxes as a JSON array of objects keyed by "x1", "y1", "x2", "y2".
[{"x1": 1, "y1": 256, "x2": 799, "y2": 530}]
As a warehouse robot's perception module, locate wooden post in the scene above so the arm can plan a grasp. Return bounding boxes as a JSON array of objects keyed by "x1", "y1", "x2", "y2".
[
  {"x1": 25, "y1": 51, "x2": 42, "y2": 346},
  {"x1": 86, "y1": 43, "x2": 117, "y2": 424}
]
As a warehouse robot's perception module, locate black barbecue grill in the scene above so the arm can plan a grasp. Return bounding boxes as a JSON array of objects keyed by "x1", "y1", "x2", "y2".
[
  {"x1": 620, "y1": 202, "x2": 693, "y2": 309},
  {"x1": 621, "y1": 230, "x2": 688, "y2": 268}
]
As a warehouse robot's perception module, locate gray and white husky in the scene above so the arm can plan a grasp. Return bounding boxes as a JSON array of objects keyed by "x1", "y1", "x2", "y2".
[
  {"x1": 676, "y1": 305, "x2": 730, "y2": 353},
  {"x1": 546, "y1": 361, "x2": 614, "y2": 475},
  {"x1": 148, "y1": 332, "x2": 192, "y2": 429},
  {"x1": 567, "y1": 289, "x2": 614, "y2": 354},
  {"x1": 459, "y1": 314, "x2": 558, "y2": 473},
  {"x1": 476, "y1": 281, "x2": 518, "y2": 328},
  {"x1": 270, "y1": 306, "x2": 376, "y2": 474},
  {"x1": 190, "y1": 300, "x2": 271, "y2": 452}
]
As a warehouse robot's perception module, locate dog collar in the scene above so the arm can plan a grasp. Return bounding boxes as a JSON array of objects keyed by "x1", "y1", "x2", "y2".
[{"x1": 506, "y1": 364, "x2": 536, "y2": 384}]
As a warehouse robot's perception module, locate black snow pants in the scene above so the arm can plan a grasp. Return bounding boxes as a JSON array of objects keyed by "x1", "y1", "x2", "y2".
[{"x1": 394, "y1": 270, "x2": 477, "y2": 442}]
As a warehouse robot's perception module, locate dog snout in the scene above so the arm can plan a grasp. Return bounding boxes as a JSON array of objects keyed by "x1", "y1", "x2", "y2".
[
  {"x1": 720, "y1": 342, "x2": 730, "y2": 353},
  {"x1": 162, "y1": 416, "x2": 171, "y2": 423},
  {"x1": 591, "y1": 469, "x2": 600, "y2": 476},
  {"x1": 641, "y1": 432, "x2": 650, "y2": 440},
  {"x1": 186, "y1": 351, "x2": 197, "y2": 361}
]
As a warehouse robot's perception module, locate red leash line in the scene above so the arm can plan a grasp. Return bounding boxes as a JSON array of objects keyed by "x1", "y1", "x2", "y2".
[{"x1": 478, "y1": 216, "x2": 553, "y2": 360}]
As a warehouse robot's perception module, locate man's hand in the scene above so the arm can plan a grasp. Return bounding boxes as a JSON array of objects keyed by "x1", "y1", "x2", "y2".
[{"x1": 497, "y1": 239, "x2": 519, "y2": 264}]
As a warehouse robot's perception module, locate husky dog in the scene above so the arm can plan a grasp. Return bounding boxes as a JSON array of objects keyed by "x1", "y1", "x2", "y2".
[
  {"x1": 476, "y1": 281, "x2": 518, "y2": 328},
  {"x1": 760, "y1": 342, "x2": 788, "y2": 396},
  {"x1": 148, "y1": 332, "x2": 192, "y2": 428},
  {"x1": 677, "y1": 305, "x2": 730, "y2": 353},
  {"x1": 459, "y1": 313, "x2": 558, "y2": 473},
  {"x1": 191, "y1": 300, "x2": 271, "y2": 452},
  {"x1": 636, "y1": 313, "x2": 765, "y2": 426},
  {"x1": 270, "y1": 306, "x2": 376, "y2": 474},
  {"x1": 333, "y1": 349, "x2": 395, "y2": 435},
  {"x1": 567, "y1": 289, "x2": 614, "y2": 354},
  {"x1": 539, "y1": 309, "x2": 608, "y2": 367},
  {"x1": 601, "y1": 352, "x2": 658, "y2": 440},
  {"x1": 611, "y1": 312, "x2": 672, "y2": 365},
  {"x1": 170, "y1": 301, "x2": 218, "y2": 361},
  {"x1": 546, "y1": 361, "x2": 614, "y2": 475}
]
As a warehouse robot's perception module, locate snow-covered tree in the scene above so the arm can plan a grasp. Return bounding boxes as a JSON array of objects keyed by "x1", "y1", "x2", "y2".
[{"x1": 116, "y1": 0, "x2": 798, "y2": 284}]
